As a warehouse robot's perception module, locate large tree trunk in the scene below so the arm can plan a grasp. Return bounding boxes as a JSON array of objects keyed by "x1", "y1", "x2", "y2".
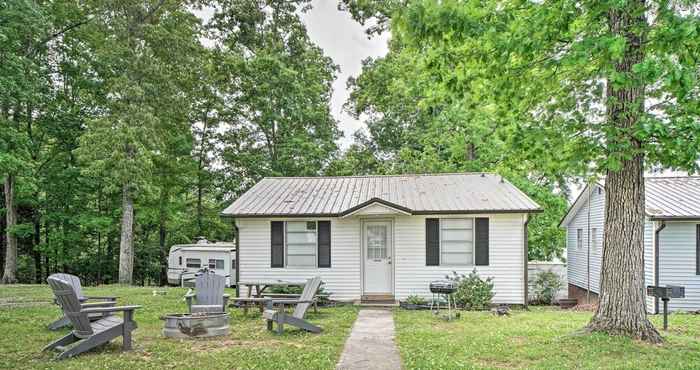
[
  {"x1": 118, "y1": 184, "x2": 135, "y2": 284},
  {"x1": 586, "y1": 0, "x2": 662, "y2": 343},
  {"x1": 2, "y1": 174, "x2": 18, "y2": 284}
]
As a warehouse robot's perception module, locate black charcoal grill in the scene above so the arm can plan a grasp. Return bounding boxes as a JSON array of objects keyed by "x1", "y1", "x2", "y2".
[{"x1": 429, "y1": 280, "x2": 459, "y2": 320}]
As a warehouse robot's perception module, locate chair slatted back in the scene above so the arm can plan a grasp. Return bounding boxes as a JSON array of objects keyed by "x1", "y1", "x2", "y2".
[
  {"x1": 195, "y1": 272, "x2": 225, "y2": 306},
  {"x1": 47, "y1": 276, "x2": 93, "y2": 337},
  {"x1": 293, "y1": 276, "x2": 322, "y2": 319},
  {"x1": 50, "y1": 273, "x2": 84, "y2": 299}
]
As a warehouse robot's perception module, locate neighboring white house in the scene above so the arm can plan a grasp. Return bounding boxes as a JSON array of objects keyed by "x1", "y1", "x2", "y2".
[
  {"x1": 561, "y1": 177, "x2": 700, "y2": 313},
  {"x1": 167, "y1": 239, "x2": 236, "y2": 287},
  {"x1": 221, "y1": 173, "x2": 541, "y2": 304}
]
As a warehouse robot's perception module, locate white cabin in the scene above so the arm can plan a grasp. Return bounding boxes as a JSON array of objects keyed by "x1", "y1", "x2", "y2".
[
  {"x1": 221, "y1": 173, "x2": 542, "y2": 304},
  {"x1": 561, "y1": 177, "x2": 700, "y2": 313},
  {"x1": 167, "y1": 239, "x2": 236, "y2": 287}
]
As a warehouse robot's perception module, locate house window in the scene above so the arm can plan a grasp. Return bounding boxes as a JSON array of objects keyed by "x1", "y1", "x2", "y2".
[
  {"x1": 186, "y1": 258, "x2": 201, "y2": 268},
  {"x1": 576, "y1": 229, "x2": 583, "y2": 249},
  {"x1": 232, "y1": 259, "x2": 236, "y2": 270},
  {"x1": 286, "y1": 221, "x2": 317, "y2": 267},
  {"x1": 440, "y1": 218, "x2": 473, "y2": 265},
  {"x1": 591, "y1": 228, "x2": 598, "y2": 251},
  {"x1": 209, "y1": 259, "x2": 224, "y2": 270},
  {"x1": 178, "y1": 256, "x2": 182, "y2": 266}
]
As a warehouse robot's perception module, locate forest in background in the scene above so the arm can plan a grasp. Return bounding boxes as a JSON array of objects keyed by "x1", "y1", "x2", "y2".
[{"x1": 2, "y1": 0, "x2": 576, "y2": 286}]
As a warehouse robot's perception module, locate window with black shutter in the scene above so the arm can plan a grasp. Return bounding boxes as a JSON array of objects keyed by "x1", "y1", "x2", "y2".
[{"x1": 318, "y1": 221, "x2": 331, "y2": 268}]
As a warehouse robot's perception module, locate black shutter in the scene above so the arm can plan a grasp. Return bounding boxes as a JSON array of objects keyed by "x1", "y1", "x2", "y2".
[
  {"x1": 426, "y1": 218, "x2": 440, "y2": 266},
  {"x1": 318, "y1": 221, "x2": 331, "y2": 268},
  {"x1": 475, "y1": 218, "x2": 489, "y2": 266},
  {"x1": 696, "y1": 224, "x2": 700, "y2": 275},
  {"x1": 271, "y1": 221, "x2": 284, "y2": 268}
]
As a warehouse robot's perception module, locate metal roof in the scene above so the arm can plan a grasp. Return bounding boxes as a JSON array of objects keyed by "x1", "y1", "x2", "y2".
[
  {"x1": 645, "y1": 177, "x2": 700, "y2": 219},
  {"x1": 560, "y1": 176, "x2": 700, "y2": 226},
  {"x1": 221, "y1": 173, "x2": 542, "y2": 217}
]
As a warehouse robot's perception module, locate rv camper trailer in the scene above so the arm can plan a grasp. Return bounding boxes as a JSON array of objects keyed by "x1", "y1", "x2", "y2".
[{"x1": 167, "y1": 238, "x2": 236, "y2": 287}]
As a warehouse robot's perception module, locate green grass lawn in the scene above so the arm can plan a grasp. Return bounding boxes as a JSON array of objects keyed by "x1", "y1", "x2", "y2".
[
  {"x1": 0, "y1": 284, "x2": 358, "y2": 370},
  {"x1": 394, "y1": 307, "x2": 700, "y2": 369}
]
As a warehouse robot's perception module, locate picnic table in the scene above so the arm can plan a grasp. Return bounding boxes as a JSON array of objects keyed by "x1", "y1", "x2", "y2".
[{"x1": 236, "y1": 280, "x2": 309, "y2": 314}]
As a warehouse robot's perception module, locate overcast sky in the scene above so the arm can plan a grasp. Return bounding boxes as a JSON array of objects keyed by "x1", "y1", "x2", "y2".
[{"x1": 300, "y1": 1, "x2": 390, "y2": 148}]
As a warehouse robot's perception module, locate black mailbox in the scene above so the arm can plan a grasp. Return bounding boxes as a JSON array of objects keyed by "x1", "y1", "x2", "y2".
[
  {"x1": 646, "y1": 285, "x2": 685, "y2": 330},
  {"x1": 646, "y1": 285, "x2": 685, "y2": 299}
]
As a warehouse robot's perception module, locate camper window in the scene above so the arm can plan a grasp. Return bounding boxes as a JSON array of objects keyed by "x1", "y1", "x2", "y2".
[
  {"x1": 186, "y1": 258, "x2": 201, "y2": 268},
  {"x1": 209, "y1": 259, "x2": 224, "y2": 270}
]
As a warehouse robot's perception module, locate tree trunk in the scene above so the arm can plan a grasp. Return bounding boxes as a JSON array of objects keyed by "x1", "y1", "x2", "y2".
[
  {"x1": 118, "y1": 183, "x2": 135, "y2": 284},
  {"x1": 586, "y1": 0, "x2": 662, "y2": 343},
  {"x1": 2, "y1": 174, "x2": 18, "y2": 284},
  {"x1": 158, "y1": 186, "x2": 169, "y2": 286},
  {"x1": 33, "y1": 212, "x2": 42, "y2": 284}
]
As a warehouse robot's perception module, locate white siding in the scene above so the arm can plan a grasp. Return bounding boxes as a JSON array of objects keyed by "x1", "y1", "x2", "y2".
[
  {"x1": 237, "y1": 217, "x2": 362, "y2": 301},
  {"x1": 658, "y1": 222, "x2": 700, "y2": 312},
  {"x1": 237, "y1": 213, "x2": 527, "y2": 304},
  {"x1": 393, "y1": 214, "x2": 526, "y2": 304},
  {"x1": 566, "y1": 185, "x2": 605, "y2": 294},
  {"x1": 564, "y1": 185, "x2": 696, "y2": 313},
  {"x1": 644, "y1": 221, "x2": 656, "y2": 313}
]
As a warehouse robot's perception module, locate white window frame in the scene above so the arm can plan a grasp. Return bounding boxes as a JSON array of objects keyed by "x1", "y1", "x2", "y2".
[
  {"x1": 285, "y1": 221, "x2": 318, "y2": 268},
  {"x1": 439, "y1": 218, "x2": 475, "y2": 266},
  {"x1": 208, "y1": 259, "x2": 224, "y2": 270},
  {"x1": 576, "y1": 228, "x2": 583, "y2": 250}
]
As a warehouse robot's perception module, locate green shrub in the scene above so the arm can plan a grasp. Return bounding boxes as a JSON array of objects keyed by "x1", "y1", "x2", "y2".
[
  {"x1": 446, "y1": 269, "x2": 494, "y2": 310},
  {"x1": 405, "y1": 295, "x2": 427, "y2": 305},
  {"x1": 532, "y1": 271, "x2": 563, "y2": 305}
]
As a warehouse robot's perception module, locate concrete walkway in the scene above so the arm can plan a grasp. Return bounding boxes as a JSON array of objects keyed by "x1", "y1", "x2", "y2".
[{"x1": 336, "y1": 309, "x2": 402, "y2": 370}]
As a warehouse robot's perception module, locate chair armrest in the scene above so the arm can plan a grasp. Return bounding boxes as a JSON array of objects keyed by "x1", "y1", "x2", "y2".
[
  {"x1": 83, "y1": 295, "x2": 118, "y2": 301},
  {"x1": 223, "y1": 294, "x2": 231, "y2": 298},
  {"x1": 233, "y1": 297, "x2": 272, "y2": 303},
  {"x1": 81, "y1": 301, "x2": 117, "y2": 308},
  {"x1": 184, "y1": 292, "x2": 196, "y2": 298},
  {"x1": 269, "y1": 299, "x2": 316, "y2": 305},
  {"x1": 81, "y1": 305, "x2": 141, "y2": 314}
]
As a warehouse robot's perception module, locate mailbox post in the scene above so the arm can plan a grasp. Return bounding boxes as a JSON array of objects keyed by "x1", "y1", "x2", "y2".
[{"x1": 646, "y1": 285, "x2": 685, "y2": 330}]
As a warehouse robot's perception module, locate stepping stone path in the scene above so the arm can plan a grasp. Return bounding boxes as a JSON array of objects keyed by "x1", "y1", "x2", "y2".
[{"x1": 336, "y1": 309, "x2": 402, "y2": 370}]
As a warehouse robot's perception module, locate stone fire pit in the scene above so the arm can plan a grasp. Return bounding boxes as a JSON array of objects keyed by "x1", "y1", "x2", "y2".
[{"x1": 162, "y1": 312, "x2": 230, "y2": 338}]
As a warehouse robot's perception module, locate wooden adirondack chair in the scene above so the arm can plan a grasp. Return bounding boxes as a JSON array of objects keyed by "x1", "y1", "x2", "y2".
[
  {"x1": 44, "y1": 276, "x2": 140, "y2": 360},
  {"x1": 47, "y1": 273, "x2": 118, "y2": 330},
  {"x1": 263, "y1": 276, "x2": 323, "y2": 334},
  {"x1": 185, "y1": 271, "x2": 229, "y2": 313}
]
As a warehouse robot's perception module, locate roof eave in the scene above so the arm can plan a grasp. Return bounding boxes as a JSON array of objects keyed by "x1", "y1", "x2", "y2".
[{"x1": 221, "y1": 208, "x2": 542, "y2": 218}]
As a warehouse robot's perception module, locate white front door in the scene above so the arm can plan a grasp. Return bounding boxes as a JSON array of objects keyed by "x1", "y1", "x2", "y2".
[{"x1": 363, "y1": 220, "x2": 393, "y2": 294}]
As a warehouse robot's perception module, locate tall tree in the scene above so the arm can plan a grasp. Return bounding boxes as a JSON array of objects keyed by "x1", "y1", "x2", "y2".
[
  {"x1": 76, "y1": 0, "x2": 203, "y2": 284},
  {"x1": 209, "y1": 0, "x2": 341, "y2": 194},
  {"x1": 341, "y1": 7, "x2": 570, "y2": 260},
  {"x1": 385, "y1": 0, "x2": 700, "y2": 342}
]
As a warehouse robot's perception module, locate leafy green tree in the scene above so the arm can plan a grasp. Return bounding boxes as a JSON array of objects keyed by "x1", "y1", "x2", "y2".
[
  {"x1": 342, "y1": 9, "x2": 570, "y2": 261},
  {"x1": 389, "y1": 0, "x2": 700, "y2": 342},
  {"x1": 209, "y1": 0, "x2": 341, "y2": 193},
  {"x1": 76, "y1": 0, "x2": 204, "y2": 284}
]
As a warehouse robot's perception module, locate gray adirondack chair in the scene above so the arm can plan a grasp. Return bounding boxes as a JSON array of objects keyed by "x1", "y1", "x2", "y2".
[
  {"x1": 44, "y1": 276, "x2": 140, "y2": 360},
  {"x1": 47, "y1": 273, "x2": 118, "y2": 330},
  {"x1": 185, "y1": 271, "x2": 229, "y2": 313},
  {"x1": 263, "y1": 276, "x2": 323, "y2": 334}
]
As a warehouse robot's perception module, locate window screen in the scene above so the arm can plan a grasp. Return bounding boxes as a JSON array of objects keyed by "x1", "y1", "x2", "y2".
[
  {"x1": 186, "y1": 258, "x2": 201, "y2": 268},
  {"x1": 208, "y1": 259, "x2": 224, "y2": 269},
  {"x1": 440, "y1": 218, "x2": 473, "y2": 265},
  {"x1": 286, "y1": 221, "x2": 317, "y2": 267}
]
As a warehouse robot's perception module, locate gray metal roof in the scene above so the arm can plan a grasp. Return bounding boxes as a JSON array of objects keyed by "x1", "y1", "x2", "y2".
[
  {"x1": 645, "y1": 177, "x2": 700, "y2": 219},
  {"x1": 560, "y1": 176, "x2": 700, "y2": 226},
  {"x1": 221, "y1": 173, "x2": 542, "y2": 217}
]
